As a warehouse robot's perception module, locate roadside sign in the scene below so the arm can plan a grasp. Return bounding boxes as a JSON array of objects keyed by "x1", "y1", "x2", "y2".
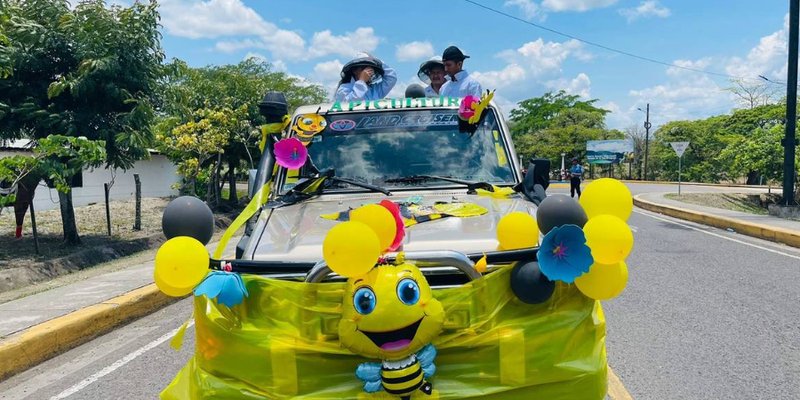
[
  {"x1": 670, "y1": 141, "x2": 690, "y2": 157},
  {"x1": 670, "y1": 141, "x2": 690, "y2": 195}
]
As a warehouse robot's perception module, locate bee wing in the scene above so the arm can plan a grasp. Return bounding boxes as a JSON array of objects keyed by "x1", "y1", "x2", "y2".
[
  {"x1": 417, "y1": 344, "x2": 437, "y2": 378},
  {"x1": 355, "y1": 362, "x2": 382, "y2": 393}
]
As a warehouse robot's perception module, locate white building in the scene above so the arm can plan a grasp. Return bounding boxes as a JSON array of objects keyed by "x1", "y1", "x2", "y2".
[{"x1": 1, "y1": 140, "x2": 179, "y2": 211}]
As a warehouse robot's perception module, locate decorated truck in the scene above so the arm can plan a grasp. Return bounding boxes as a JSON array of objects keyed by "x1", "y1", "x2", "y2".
[{"x1": 154, "y1": 92, "x2": 635, "y2": 399}]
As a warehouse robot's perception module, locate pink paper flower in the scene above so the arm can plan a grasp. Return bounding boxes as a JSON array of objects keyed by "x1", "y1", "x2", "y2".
[
  {"x1": 274, "y1": 138, "x2": 308, "y2": 169},
  {"x1": 459, "y1": 95, "x2": 479, "y2": 121}
]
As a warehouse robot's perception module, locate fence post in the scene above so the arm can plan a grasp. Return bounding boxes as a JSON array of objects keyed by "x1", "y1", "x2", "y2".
[
  {"x1": 134, "y1": 174, "x2": 141, "y2": 231},
  {"x1": 104, "y1": 183, "x2": 111, "y2": 236},
  {"x1": 29, "y1": 202, "x2": 39, "y2": 255}
]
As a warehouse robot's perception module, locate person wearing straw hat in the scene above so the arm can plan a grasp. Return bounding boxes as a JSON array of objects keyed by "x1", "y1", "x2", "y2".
[
  {"x1": 417, "y1": 56, "x2": 446, "y2": 97},
  {"x1": 439, "y1": 46, "x2": 482, "y2": 98},
  {"x1": 334, "y1": 52, "x2": 397, "y2": 102}
]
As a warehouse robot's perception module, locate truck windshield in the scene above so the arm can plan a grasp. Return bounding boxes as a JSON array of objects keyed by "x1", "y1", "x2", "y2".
[{"x1": 281, "y1": 108, "x2": 516, "y2": 192}]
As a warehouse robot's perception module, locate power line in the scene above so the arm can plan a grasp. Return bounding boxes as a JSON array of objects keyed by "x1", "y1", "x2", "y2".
[{"x1": 463, "y1": 0, "x2": 773, "y2": 85}]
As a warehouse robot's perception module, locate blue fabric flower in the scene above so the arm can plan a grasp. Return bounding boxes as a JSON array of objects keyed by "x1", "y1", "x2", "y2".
[
  {"x1": 538, "y1": 224, "x2": 593, "y2": 283},
  {"x1": 194, "y1": 271, "x2": 249, "y2": 307}
]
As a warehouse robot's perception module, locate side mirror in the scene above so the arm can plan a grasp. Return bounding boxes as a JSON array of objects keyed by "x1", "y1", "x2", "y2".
[{"x1": 248, "y1": 169, "x2": 258, "y2": 198}]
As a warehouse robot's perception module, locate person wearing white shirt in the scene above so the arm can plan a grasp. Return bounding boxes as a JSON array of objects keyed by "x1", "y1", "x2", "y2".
[
  {"x1": 417, "y1": 56, "x2": 446, "y2": 97},
  {"x1": 334, "y1": 53, "x2": 397, "y2": 102},
  {"x1": 438, "y1": 46, "x2": 482, "y2": 98}
]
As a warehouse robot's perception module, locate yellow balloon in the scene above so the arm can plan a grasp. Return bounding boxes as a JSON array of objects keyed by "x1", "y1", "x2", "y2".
[
  {"x1": 154, "y1": 236, "x2": 209, "y2": 297},
  {"x1": 323, "y1": 221, "x2": 381, "y2": 278},
  {"x1": 575, "y1": 262, "x2": 628, "y2": 300},
  {"x1": 497, "y1": 211, "x2": 539, "y2": 250},
  {"x1": 579, "y1": 178, "x2": 633, "y2": 221},
  {"x1": 583, "y1": 215, "x2": 633, "y2": 264},
  {"x1": 350, "y1": 204, "x2": 396, "y2": 252}
]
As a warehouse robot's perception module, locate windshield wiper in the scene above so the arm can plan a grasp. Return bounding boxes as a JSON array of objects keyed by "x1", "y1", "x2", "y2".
[
  {"x1": 385, "y1": 175, "x2": 495, "y2": 194},
  {"x1": 324, "y1": 175, "x2": 392, "y2": 196},
  {"x1": 269, "y1": 169, "x2": 391, "y2": 209}
]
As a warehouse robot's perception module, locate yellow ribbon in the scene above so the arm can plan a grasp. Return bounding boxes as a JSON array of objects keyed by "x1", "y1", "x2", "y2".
[
  {"x1": 212, "y1": 182, "x2": 272, "y2": 259},
  {"x1": 468, "y1": 91, "x2": 495, "y2": 124},
  {"x1": 259, "y1": 115, "x2": 290, "y2": 152}
]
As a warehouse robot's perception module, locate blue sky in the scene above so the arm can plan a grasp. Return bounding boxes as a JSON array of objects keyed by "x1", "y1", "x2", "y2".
[{"x1": 151, "y1": 0, "x2": 791, "y2": 130}]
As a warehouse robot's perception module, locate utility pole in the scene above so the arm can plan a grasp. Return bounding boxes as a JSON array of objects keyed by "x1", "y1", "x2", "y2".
[
  {"x1": 784, "y1": 0, "x2": 799, "y2": 206},
  {"x1": 638, "y1": 104, "x2": 652, "y2": 181}
]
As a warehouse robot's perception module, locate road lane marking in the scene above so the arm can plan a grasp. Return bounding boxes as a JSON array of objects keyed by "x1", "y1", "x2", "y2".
[
  {"x1": 634, "y1": 209, "x2": 800, "y2": 261},
  {"x1": 50, "y1": 321, "x2": 194, "y2": 400},
  {"x1": 608, "y1": 366, "x2": 634, "y2": 400}
]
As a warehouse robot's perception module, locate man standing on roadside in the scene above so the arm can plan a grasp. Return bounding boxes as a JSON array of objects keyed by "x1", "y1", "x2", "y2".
[
  {"x1": 569, "y1": 158, "x2": 584, "y2": 198},
  {"x1": 439, "y1": 46, "x2": 482, "y2": 98}
]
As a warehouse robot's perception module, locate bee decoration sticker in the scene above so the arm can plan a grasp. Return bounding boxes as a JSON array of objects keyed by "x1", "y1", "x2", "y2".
[{"x1": 292, "y1": 113, "x2": 327, "y2": 146}]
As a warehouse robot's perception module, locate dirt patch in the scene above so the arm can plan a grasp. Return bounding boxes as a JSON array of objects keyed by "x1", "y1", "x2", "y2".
[
  {"x1": 664, "y1": 192, "x2": 775, "y2": 215},
  {"x1": 0, "y1": 197, "x2": 235, "y2": 292}
]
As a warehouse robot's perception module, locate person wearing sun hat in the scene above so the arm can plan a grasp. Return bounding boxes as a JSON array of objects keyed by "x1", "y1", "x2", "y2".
[
  {"x1": 417, "y1": 56, "x2": 446, "y2": 97},
  {"x1": 334, "y1": 52, "x2": 397, "y2": 102},
  {"x1": 439, "y1": 46, "x2": 482, "y2": 98}
]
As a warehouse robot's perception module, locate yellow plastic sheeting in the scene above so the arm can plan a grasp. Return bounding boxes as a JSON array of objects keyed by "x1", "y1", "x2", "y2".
[{"x1": 161, "y1": 266, "x2": 607, "y2": 399}]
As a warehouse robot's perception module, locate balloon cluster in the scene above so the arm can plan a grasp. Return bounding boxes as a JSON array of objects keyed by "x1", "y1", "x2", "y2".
[
  {"x1": 155, "y1": 196, "x2": 214, "y2": 297},
  {"x1": 154, "y1": 197, "x2": 248, "y2": 307},
  {"x1": 574, "y1": 178, "x2": 634, "y2": 300},
  {"x1": 497, "y1": 178, "x2": 634, "y2": 304},
  {"x1": 323, "y1": 201, "x2": 405, "y2": 277}
]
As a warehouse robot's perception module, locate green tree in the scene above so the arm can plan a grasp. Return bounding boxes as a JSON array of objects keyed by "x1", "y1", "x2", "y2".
[
  {"x1": 0, "y1": 136, "x2": 106, "y2": 243},
  {"x1": 157, "y1": 58, "x2": 326, "y2": 206},
  {"x1": 0, "y1": 0, "x2": 163, "y2": 244},
  {"x1": 508, "y1": 91, "x2": 613, "y2": 167}
]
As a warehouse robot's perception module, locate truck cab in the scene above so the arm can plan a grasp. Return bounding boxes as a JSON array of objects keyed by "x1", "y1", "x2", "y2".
[{"x1": 239, "y1": 97, "x2": 530, "y2": 266}]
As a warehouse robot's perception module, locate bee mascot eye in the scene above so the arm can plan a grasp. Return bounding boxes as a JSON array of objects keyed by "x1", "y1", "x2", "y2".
[
  {"x1": 354, "y1": 287, "x2": 377, "y2": 315},
  {"x1": 302, "y1": 118, "x2": 313, "y2": 125},
  {"x1": 396, "y1": 278, "x2": 420, "y2": 305}
]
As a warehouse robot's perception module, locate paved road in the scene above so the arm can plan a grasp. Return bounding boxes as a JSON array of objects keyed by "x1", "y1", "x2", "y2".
[{"x1": 2, "y1": 184, "x2": 798, "y2": 399}]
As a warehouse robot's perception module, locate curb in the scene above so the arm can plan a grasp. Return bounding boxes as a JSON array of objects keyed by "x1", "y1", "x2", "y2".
[
  {"x1": 0, "y1": 284, "x2": 180, "y2": 381},
  {"x1": 619, "y1": 180, "x2": 779, "y2": 189},
  {"x1": 634, "y1": 194, "x2": 800, "y2": 248}
]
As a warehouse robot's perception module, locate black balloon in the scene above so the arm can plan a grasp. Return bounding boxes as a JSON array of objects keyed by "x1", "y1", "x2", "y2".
[
  {"x1": 536, "y1": 194, "x2": 588, "y2": 235},
  {"x1": 510, "y1": 261, "x2": 555, "y2": 304},
  {"x1": 162, "y1": 196, "x2": 215, "y2": 245}
]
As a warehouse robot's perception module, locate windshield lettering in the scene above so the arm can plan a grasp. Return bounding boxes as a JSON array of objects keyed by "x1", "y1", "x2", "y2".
[{"x1": 330, "y1": 97, "x2": 464, "y2": 113}]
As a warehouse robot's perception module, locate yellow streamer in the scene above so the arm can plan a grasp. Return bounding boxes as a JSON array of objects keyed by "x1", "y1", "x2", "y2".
[
  {"x1": 170, "y1": 312, "x2": 194, "y2": 351},
  {"x1": 212, "y1": 182, "x2": 272, "y2": 259},
  {"x1": 468, "y1": 91, "x2": 495, "y2": 124},
  {"x1": 259, "y1": 115, "x2": 290, "y2": 152}
]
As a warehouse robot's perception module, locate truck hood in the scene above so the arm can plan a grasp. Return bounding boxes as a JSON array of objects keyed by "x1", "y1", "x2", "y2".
[{"x1": 247, "y1": 190, "x2": 537, "y2": 262}]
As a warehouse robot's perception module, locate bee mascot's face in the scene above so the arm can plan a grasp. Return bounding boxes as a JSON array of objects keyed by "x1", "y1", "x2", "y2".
[{"x1": 338, "y1": 263, "x2": 444, "y2": 360}]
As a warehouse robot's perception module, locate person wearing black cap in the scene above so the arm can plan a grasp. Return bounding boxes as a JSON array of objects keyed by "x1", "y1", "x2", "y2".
[
  {"x1": 334, "y1": 52, "x2": 397, "y2": 102},
  {"x1": 417, "y1": 56, "x2": 446, "y2": 97},
  {"x1": 439, "y1": 46, "x2": 482, "y2": 98}
]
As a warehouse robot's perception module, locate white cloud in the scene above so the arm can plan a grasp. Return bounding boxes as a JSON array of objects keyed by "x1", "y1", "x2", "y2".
[
  {"x1": 546, "y1": 73, "x2": 592, "y2": 98},
  {"x1": 395, "y1": 41, "x2": 435, "y2": 62},
  {"x1": 243, "y1": 52, "x2": 286, "y2": 72},
  {"x1": 308, "y1": 27, "x2": 380, "y2": 59},
  {"x1": 726, "y1": 14, "x2": 788, "y2": 81},
  {"x1": 473, "y1": 64, "x2": 527, "y2": 89},
  {"x1": 159, "y1": 0, "x2": 308, "y2": 60},
  {"x1": 311, "y1": 59, "x2": 345, "y2": 99},
  {"x1": 515, "y1": 38, "x2": 592, "y2": 74},
  {"x1": 619, "y1": 1, "x2": 671, "y2": 22},
  {"x1": 504, "y1": 0, "x2": 542, "y2": 20},
  {"x1": 160, "y1": 0, "x2": 274, "y2": 38},
  {"x1": 541, "y1": 0, "x2": 618, "y2": 12}
]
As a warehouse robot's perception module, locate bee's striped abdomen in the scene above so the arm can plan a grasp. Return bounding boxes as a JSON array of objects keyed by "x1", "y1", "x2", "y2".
[{"x1": 381, "y1": 358, "x2": 423, "y2": 397}]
